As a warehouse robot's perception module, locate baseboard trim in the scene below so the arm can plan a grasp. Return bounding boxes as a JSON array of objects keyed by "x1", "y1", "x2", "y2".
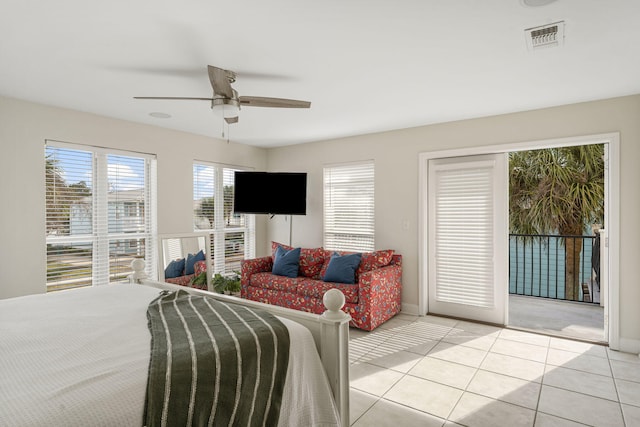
[
  {"x1": 401, "y1": 303, "x2": 420, "y2": 316},
  {"x1": 618, "y1": 337, "x2": 640, "y2": 356}
]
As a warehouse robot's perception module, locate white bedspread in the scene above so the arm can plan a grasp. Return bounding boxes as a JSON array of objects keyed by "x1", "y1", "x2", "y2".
[{"x1": 0, "y1": 284, "x2": 339, "y2": 427}]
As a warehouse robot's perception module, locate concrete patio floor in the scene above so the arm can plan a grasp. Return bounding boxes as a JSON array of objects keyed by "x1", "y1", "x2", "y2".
[{"x1": 508, "y1": 294, "x2": 605, "y2": 343}]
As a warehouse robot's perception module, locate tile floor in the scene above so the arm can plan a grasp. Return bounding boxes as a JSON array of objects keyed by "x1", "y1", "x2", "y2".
[{"x1": 349, "y1": 314, "x2": 640, "y2": 427}]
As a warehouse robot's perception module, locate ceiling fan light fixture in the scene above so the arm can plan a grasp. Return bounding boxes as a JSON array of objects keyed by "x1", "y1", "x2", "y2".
[{"x1": 212, "y1": 97, "x2": 240, "y2": 118}]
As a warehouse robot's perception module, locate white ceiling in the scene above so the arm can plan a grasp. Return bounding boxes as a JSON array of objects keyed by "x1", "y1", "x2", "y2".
[{"x1": 1, "y1": 0, "x2": 639, "y2": 148}]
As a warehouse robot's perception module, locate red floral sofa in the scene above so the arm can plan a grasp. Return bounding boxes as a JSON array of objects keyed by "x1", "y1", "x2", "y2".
[{"x1": 241, "y1": 242, "x2": 402, "y2": 331}]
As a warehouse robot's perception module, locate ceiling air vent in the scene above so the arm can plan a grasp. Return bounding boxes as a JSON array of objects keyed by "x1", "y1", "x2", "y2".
[{"x1": 525, "y1": 21, "x2": 564, "y2": 50}]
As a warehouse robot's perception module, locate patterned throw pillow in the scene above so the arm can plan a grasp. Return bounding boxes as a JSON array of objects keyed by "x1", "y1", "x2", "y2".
[{"x1": 271, "y1": 241, "x2": 326, "y2": 279}]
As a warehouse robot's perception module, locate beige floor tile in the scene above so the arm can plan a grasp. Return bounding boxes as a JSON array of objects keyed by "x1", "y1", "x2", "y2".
[
  {"x1": 350, "y1": 362, "x2": 404, "y2": 396},
  {"x1": 610, "y1": 359, "x2": 640, "y2": 383},
  {"x1": 545, "y1": 347, "x2": 612, "y2": 377},
  {"x1": 402, "y1": 319, "x2": 455, "y2": 341},
  {"x1": 352, "y1": 398, "x2": 445, "y2": 427},
  {"x1": 622, "y1": 403, "x2": 640, "y2": 426},
  {"x1": 377, "y1": 317, "x2": 416, "y2": 331},
  {"x1": 543, "y1": 365, "x2": 617, "y2": 400},
  {"x1": 480, "y1": 352, "x2": 545, "y2": 382},
  {"x1": 428, "y1": 341, "x2": 488, "y2": 368},
  {"x1": 449, "y1": 392, "x2": 536, "y2": 427},
  {"x1": 491, "y1": 338, "x2": 548, "y2": 363},
  {"x1": 548, "y1": 337, "x2": 607, "y2": 358},
  {"x1": 349, "y1": 388, "x2": 378, "y2": 424},
  {"x1": 500, "y1": 328, "x2": 551, "y2": 347},
  {"x1": 380, "y1": 333, "x2": 439, "y2": 356},
  {"x1": 349, "y1": 327, "x2": 371, "y2": 340},
  {"x1": 534, "y1": 412, "x2": 587, "y2": 427},
  {"x1": 394, "y1": 313, "x2": 419, "y2": 322},
  {"x1": 452, "y1": 320, "x2": 502, "y2": 336},
  {"x1": 442, "y1": 329, "x2": 497, "y2": 351},
  {"x1": 417, "y1": 315, "x2": 459, "y2": 328},
  {"x1": 384, "y1": 375, "x2": 463, "y2": 419},
  {"x1": 607, "y1": 348, "x2": 640, "y2": 364},
  {"x1": 409, "y1": 356, "x2": 477, "y2": 389},
  {"x1": 466, "y1": 369, "x2": 541, "y2": 409},
  {"x1": 360, "y1": 348, "x2": 422, "y2": 373},
  {"x1": 616, "y1": 378, "x2": 640, "y2": 407},
  {"x1": 537, "y1": 385, "x2": 624, "y2": 426}
]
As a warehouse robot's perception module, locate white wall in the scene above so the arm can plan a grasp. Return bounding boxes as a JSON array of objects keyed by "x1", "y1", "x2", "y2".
[
  {"x1": 0, "y1": 96, "x2": 268, "y2": 299},
  {"x1": 266, "y1": 94, "x2": 640, "y2": 352}
]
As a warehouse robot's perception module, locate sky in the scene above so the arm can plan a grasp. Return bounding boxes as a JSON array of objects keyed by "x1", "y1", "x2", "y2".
[{"x1": 47, "y1": 146, "x2": 146, "y2": 192}]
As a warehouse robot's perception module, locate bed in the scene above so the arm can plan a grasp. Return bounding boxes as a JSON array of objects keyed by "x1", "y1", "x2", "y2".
[{"x1": 0, "y1": 264, "x2": 350, "y2": 427}]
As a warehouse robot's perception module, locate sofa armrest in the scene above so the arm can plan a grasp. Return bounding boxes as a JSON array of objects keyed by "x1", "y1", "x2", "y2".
[
  {"x1": 241, "y1": 256, "x2": 273, "y2": 285},
  {"x1": 355, "y1": 258, "x2": 403, "y2": 330},
  {"x1": 359, "y1": 263, "x2": 403, "y2": 293}
]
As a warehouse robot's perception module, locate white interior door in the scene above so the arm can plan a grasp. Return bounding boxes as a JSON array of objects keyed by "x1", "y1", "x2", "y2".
[{"x1": 428, "y1": 154, "x2": 509, "y2": 325}]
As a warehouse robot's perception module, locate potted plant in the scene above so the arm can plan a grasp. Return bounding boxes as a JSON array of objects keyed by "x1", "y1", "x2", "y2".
[
  {"x1": 190, "y1": 271, "x2": 208, "y2": 288},
  {"x1": 212, "y1": 271, "x2": 241, "y2": 295}
]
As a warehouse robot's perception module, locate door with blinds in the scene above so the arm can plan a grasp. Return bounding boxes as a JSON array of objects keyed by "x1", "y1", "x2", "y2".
[{"x1": 428, "y1": 154, "x2": 508, "y2": 325}]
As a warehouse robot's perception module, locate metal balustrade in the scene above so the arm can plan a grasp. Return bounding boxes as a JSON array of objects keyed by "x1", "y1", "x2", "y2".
[{"x1": 509, "y1": 234, "x2": 600, "y2": 304}]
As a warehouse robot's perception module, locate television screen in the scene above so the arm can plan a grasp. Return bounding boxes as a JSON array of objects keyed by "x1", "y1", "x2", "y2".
[{"x1": 233, "y1": 171, "x2": 307, "y2": 215}]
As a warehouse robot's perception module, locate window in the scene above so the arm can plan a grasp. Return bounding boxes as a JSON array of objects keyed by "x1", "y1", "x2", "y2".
[
  {"x1": 193, "y1": 162, "x2": 255, "y2": 274},
  {"x1": 45, "y1": 141, "x2": 157, "y2": 291},
  {"x1": 323, "y1": 161, "x2": 375, "y2": 251}
]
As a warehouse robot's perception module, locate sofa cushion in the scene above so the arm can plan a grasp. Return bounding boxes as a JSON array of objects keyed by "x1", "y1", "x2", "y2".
[
  {"x1": 185, "y1": 250, "x2": 205, "y2": 275},
  {"x1": 297, "y1": 279, "x2": 359, "y2": 304},
  {"x1": 271, "y1": 241, "x2": 325, "y2": 279},
  {"x1": 272, "y1": 246, "x2": 301, "y2": 278},
  {"x1": 249, "y1": 272, "x2": 299, "y2": 293},
  {"x1": 322, "y1": 252, "x2": 361, "y2": 284},
  {"x1": 320, "y1": 249, "x2": 395, "y2": 281},
  {"x1": 164, "y1": 258, "x2": 185, "y2": 279}
]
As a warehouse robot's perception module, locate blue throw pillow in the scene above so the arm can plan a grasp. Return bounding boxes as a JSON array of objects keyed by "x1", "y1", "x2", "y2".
[
  {"x1": 272, "y1": 246, "x2": 301, "y2": 278},
  {"x1": 322, "y1": 252, "x2": 362, "y2": 284},
  {"x1": 164, "y1": 258, "x2": 185, "y2": 279},
  {"x1": 185, "y1": 250, "x2": 206, "y2": 275}
]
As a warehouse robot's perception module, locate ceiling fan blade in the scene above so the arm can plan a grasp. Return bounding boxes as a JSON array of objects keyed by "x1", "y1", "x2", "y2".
[
  {"x1": 208, "y1": 65, "x2": 234, "y2": 99},
  {"x1": 238, "y1": 96, "x2": 311, "y2": 108},
  {"x1": 225, "y1": 116, "x2": 239, "y2": 124},
  {"x1": 133, "y1": 96, "x2": 213, "y2": 101}
]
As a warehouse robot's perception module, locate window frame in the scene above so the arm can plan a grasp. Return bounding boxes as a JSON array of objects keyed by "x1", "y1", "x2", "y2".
[
  {"x1": 45, "y1": 140, "x2": 157, "y2": 291},
  {"x1": 193, "y1": 161, "x2": 255, "y2": 275}
]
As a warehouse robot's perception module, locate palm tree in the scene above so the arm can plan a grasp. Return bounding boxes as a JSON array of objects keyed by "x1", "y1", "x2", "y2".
[{"x1": 509, "y1": 144, "x2": 604, "y2": 300}]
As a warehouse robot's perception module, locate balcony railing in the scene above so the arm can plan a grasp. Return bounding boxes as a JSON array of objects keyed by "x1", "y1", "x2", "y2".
[{"x1": 509, "y1": 234, "x2": 600, "y2": 304}]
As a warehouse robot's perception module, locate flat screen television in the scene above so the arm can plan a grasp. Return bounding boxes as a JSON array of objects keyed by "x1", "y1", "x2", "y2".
[{"x1": 233, "y1": 171, "x2": 307, "y2": 215}]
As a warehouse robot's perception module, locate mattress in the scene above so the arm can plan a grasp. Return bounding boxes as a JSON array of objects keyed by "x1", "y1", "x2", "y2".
[{"x1": 0, "y1": 283, "x2": 339, "y2": 426}]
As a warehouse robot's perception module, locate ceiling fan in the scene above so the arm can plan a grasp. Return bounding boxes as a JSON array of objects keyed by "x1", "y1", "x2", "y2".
[{"x1": 134, "y1": 65, "x2": 311, "y2": 124}]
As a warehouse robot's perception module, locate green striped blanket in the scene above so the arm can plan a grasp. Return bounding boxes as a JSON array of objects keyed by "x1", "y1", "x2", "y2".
[{"x1": 144, "y1": 290, "x2": 290, "y2": 427}]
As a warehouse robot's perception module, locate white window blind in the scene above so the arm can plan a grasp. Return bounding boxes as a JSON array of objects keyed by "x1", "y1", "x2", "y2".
[
  {"x1": 323, "y1": 161, "x2": 375, "y2": 252},
  {"x1": 433, "y1": 163, "x2": 495, "y2": 308},
  {"x1": 45, "y1": 141, "x2": 157, "y2": 291},
  {"x1": 193, "y1": 162, "x2": 255, "y2": 274}
]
